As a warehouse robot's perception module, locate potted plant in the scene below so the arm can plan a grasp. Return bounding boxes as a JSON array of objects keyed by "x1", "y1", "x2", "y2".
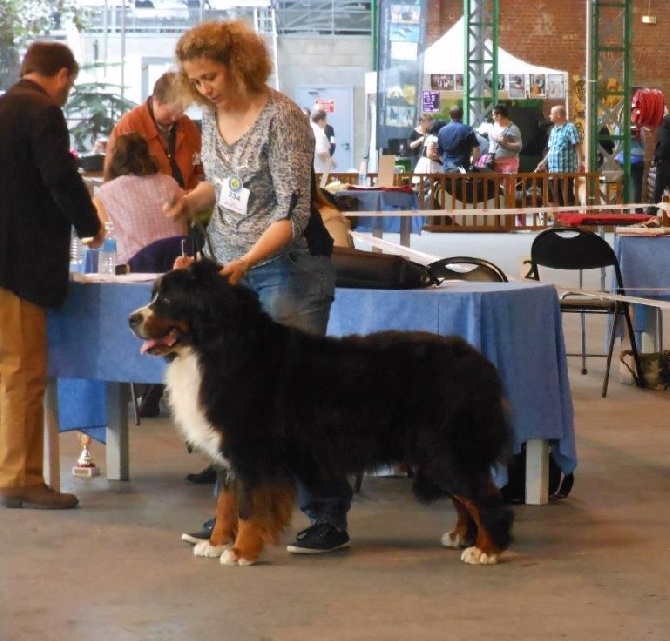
[{"x1": 65, "y1": 73, "x2": 137, "y2": 155}]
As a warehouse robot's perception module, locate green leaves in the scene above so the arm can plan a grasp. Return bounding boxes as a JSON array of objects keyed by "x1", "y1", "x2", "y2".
[
  {"x1": 0, "y1": 0, "x2": 81, "y2": 89},
  {"x1": 65, "y1": 80, "x2": 136, "y2": 151}
]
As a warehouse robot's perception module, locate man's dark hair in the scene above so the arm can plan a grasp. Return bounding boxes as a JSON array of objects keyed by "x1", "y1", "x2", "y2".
[
  {"x1": 20, "y1": 41, "x2": 78, "y2": 78},
  {"x1": 493, "y1": 104, "x2": 508, "y2": 118},
  {"x1": 449, "y1": 106, "x2": 463, "y2": 121},
  {"x1": 311, "y1": 109, "x2": 327, "y2": 124}
]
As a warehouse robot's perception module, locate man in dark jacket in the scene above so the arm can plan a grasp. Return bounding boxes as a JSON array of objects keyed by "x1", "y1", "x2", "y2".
[
  {"x1": 0, "y1": 42, "x2": 103, "y2": 509},
  {"x1": 437, "y1": 105, "x2": 481, "y2": 171}
]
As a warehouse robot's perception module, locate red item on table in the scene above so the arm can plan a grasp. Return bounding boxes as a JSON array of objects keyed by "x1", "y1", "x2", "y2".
[{"x1": 556, "y1": 212, "x2": 655, "y2": 227}]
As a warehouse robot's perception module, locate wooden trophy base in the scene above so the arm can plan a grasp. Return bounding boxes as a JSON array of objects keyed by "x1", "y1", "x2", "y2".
[{"x1": 72, "y1": 465, "x2": 101, "y2": 478}]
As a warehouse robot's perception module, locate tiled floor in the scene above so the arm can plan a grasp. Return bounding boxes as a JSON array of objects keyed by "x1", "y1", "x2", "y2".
[{"x1": 2, "y1": 234, "x2": 669, "y2": 641}]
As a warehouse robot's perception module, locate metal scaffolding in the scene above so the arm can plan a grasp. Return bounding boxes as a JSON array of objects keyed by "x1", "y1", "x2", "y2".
[
  {"x1": 250, "y1": 3, "x2": 279, "y2": 89},
  {"x1": 585, "y1": 0, "x2": 632, "y2": 200},
  {"x1": 463, "y1": 0, "x2": 499, "y2": 127}
]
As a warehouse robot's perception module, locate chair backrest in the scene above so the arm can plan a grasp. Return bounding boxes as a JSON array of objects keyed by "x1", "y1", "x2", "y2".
[
  {"x1": 427, "y1": 256, "x2": 508, "y2": 283},
  {"x1": 127, "y1": 235, "x2": 191, "y2": 274},
  {"x1": 529, "y1": 227, "x2": 625, "y2": 290}
]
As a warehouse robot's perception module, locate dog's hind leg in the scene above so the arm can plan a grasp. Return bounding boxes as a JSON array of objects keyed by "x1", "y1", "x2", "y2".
[
  {"x1": 454, "y1": 483, "x2": 514, "y2": 566},
  {"x1": 193, "y1": 484, "x2": 238, "y2": 560},
  {"x1": 220, "y1": 483, "x2": 294, "y2": 567},
  {"x1": 441, "y1": 497, "x2": 476, "y2": 549},
  {"x1": 221, "y1": 516, "x2": 265, "y2": 566}
]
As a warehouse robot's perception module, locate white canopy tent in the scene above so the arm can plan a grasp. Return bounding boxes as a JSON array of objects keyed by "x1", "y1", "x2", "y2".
[
  {"x1": 424, "y1": 16, "x2": 566, "y2": 77},
  {"x1": 367, "y1": 17, "x2": 569, "y2": 171}
]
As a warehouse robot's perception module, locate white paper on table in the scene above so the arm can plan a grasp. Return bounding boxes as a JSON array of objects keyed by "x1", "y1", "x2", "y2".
[
  {"x1": 615, "y1": 227, "x2": 670, "y2": 236},
  {"x1": 70, "y1": 272, "x2": 162, "y2": 283}
]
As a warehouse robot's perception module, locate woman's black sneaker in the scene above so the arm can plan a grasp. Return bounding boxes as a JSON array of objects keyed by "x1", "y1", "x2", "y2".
[
  {"x1": 286, "y1": 523, "x2": 350, "y2": 554},
  {"x1": 185, "y1": 464, "x2": 217, "y2": 485},
  {"x1": 181, "y1": 517, "x2": 215, "y2": 545}
]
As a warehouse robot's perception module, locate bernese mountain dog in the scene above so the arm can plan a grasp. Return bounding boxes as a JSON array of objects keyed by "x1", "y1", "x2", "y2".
[{"x1": 128, "y1": 261, "x2": 514, "y2": 566}]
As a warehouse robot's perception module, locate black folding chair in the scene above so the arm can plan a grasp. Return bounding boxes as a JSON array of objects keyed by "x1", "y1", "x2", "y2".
[
  {"x1": 427, "y1": 256, "x2": 508, "y2": 283},
  {"x1": 526, "y1": 227, "x2": 644, "y2": 397},
  {"x1": 127, "y1": 235, "x2": 191, "y2": 274}
]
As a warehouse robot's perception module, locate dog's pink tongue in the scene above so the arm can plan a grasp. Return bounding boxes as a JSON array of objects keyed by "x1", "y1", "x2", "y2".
[
  {"x1": 141, "y1": 339, "x2": 158, "y2": 354},
  {"x1": 140, "y1": 330, "x2": 179, "y2": 354}
]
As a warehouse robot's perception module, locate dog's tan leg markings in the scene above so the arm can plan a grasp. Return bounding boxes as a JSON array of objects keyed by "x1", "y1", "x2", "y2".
[
  {"x1": 219, "y1": 483, "x2": 296, "y2": 566},
  {"x1": 441, "y1": 498, "x2": 470, "y2": 548},
  {"x1": 264, "y1": 484, "x2": 295, "y2": 544},
  {"x1": 210, "y1": 487, "x2": 238, "y2": 546},
  {"x1": 221, "y1": 517, "x2": 265, "y2": 566},
  {"x1": 194, "y1": 487, "x2": 237, "y2": 559},
  {"x1": 454, "y1": 495, "x2": 502, "y2": 565}
]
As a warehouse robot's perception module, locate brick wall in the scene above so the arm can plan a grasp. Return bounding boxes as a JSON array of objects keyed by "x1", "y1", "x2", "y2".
[{"x1": 426, "y1": 0, "x2": 670, "y2": 107}]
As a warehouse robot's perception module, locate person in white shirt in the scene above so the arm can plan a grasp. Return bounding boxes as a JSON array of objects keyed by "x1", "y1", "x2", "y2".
[{"x1": 311, "y1": 109, "x2": 336, "y2": 174}]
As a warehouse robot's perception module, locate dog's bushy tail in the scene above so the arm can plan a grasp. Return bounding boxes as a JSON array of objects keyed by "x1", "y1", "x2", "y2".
[
  {"x1": 412, "y1": 472, "x2": 449, "y2": 505},
  {"x1": 253, "y1": 481, "x2": 296, "y2": 545}
]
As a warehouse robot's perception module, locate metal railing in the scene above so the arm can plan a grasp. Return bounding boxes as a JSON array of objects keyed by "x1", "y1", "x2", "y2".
[
  {"x1": 74, "y1": 1, "x2": 372, "y2": 35},
  {"x1": 275, "y1": 1, "x2": 371, "y2": 35}
]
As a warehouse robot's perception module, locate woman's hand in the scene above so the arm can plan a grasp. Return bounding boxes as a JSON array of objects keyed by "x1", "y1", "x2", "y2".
[
  {"x1": 173, "y1": 255, "x2": 195, "y2": 270},
  {"x1": 163, "y1": 195, "x2": 190, "y2": 221},
  {"x1": 219, "y1": 258, "x2": 250, "y2": 285}
]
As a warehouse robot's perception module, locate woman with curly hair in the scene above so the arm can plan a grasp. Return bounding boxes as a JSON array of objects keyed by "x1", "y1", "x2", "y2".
[{"x1": 166, "y1": 20, "x2": 352, "y2": 557}]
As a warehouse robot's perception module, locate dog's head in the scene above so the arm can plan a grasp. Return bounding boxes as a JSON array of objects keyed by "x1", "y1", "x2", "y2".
[{"x1": 128, "y1": 261, "x2": 263, "y2": 357}]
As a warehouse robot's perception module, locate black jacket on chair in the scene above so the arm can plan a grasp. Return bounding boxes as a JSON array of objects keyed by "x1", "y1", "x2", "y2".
[{"x1": 0, "y1": 79, "x2": 101, "y2": 309}]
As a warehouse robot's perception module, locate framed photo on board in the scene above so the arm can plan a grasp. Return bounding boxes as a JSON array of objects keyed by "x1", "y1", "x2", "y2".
[
  {"x1": 529, "y1": 73, "x2": 547, "y2": 97},
  {"x1": 509, "y1": 74, "x2": 526, "y2": 99},
  {"x1": 547, "y1": 74, "x2": 565, "y2": 99},
  {"x1": 430, "y1": 74, "x2": 454, "y2": 90}
]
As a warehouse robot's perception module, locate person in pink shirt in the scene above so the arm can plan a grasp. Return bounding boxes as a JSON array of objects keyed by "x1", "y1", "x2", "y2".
[{"x1": 94, "y1": 133, "x2": 186, "y2": 264}]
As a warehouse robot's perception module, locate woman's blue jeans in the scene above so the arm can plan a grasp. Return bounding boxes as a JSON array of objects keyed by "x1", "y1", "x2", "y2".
[{"x1": 242, "y1": 249, "x2": 353, "y2": 531}]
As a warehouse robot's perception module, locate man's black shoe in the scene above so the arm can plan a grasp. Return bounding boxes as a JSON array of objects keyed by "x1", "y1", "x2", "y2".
[
  {"x1": 138, "y1": 385, "x2": 163, "y2": 418},
  {"x1": 138, "y1": 400, "x2": 160, "y2": 419},
  {"x1": 181, "y1": 517, "x2": 215, "y2": 545},
  {"x1": 286, "y1": 523, "x2": 350, "y2": 554},
  {"x1": 185, "y1": 464, "x2": 217, "y2": 485}
]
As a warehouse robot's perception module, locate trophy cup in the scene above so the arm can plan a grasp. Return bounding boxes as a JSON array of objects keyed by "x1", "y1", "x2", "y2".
[{"x1": 72, "y1": 432, "x2": 101, "y2": 478}]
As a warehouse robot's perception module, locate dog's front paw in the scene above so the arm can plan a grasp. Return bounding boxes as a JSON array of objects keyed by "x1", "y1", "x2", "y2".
[
  {"x1": 441, "y1": 530, "x2": 465, "y2": 548},
  {"x1": 460, "y1": 546, "x2": 499, "y2": 565},
  {"x1": 220, "y1": 548, "x2": 257, "y2": 566},
  {"x1": 193, "y1": 540, "x2": 227, "y2": 558}
]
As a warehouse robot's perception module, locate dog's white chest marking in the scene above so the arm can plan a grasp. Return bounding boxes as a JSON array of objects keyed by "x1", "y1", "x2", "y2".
[{"x1": 165, "y1": 350, "x2": 227, "y2": 466}]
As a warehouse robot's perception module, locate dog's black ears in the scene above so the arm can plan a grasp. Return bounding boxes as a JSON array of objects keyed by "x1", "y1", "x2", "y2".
[
  {"x1": 190, "y1": 259, "x2": 222, "y2": 277},
  {"x1": 165, "y1": 259, "x2": 241, "y2": 290},
  {"x1": 158, "y1": 260, "x2": 222, "y2": 292},
  {"x1": 189, "y1": 260, "x2": 240, "y2": 287}
]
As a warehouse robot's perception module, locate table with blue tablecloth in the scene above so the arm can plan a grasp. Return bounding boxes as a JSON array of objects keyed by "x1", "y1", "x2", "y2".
[
  {"x1": 614, "y1": 234, "x2": 670, "y2": 349},
  {"x1": 335, "y1": 187, "x2": 424, "y2": 238},
  {"x1": 47, "y1": 278, "x2": 576, "y2": 504}
]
